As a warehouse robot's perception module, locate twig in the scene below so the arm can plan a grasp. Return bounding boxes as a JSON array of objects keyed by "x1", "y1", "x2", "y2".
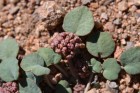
[
  {"x1": 54, "y1": 64, "x2": 69, "y2": 78},
  {"x1": 68, "y1": 62, "x2": 79, "y2": 83},
  {"x1": 84, "y1": 73, "x2": 94, "y2": 93}
]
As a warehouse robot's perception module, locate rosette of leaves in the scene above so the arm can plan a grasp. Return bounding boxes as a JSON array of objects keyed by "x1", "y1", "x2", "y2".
[
  {"x1": 120, "y1": 47, "x2": 140, "y2": 75},
  {"x1": 48, "y1": 32, "x2": 85, "y2": 63},
  {"x1": 19, "y1": 78, "x2": 42, "y2": 93},
  {"x1": 55, "y1": 80, "x2": 72, "y2": 93},
  {"x1": 0, "y1": 58, "x2": 19, "y2": 82},
  {"x1": 63, "y1": 6, "x2": 94, "y2": 36},
  {"x1": 90, "y1": 58, "x2": 102, "y2": 73},
  {"x1": 86, "y1": 31, "x2": 115, "y2": 58},
  {"x1": 20, "y1": 53, "x2": 50, "y2": 76},
  {"x1": 102, "y1": 58, "x2": 121, "y2": 80},
  {"x1": 0, "y1": 38, "x2": 19, "y2": 60}
]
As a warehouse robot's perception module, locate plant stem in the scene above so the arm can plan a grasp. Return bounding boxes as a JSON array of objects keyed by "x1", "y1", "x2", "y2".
[
  {"x1": 45, "y1": 76, "x2": 54, "y2": 89},
  {"x1": 84, "y1": 73, "x2": 94, "y2": 93},
  {"x1": 68, "y1": 62, "x2": 79, "y2": 83},
  {"x1": 54, "y1": 64, "x2": 69, "y2": 78}
]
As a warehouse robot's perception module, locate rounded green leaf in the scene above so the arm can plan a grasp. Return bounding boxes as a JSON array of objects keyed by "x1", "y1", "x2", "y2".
[
  {"x1": 102, "y1": 58, "x2": 121, "y2": 80},
  {"x1": 21, "y1": 53, "x2": 44, "y2": 68},
  {"x1": 19, "y1": 78, "x2": 42, "y2": 93},
  {"x1": 86, "y1": 32, "x2": 115, "y2": 58},
  {"x1": 63, "y1": 6, "x2": 94, "y2": 36},
  {"x1": 58, "y1": 80, "x2": 69, "y2": 88},
  {"x1": 37, "y1": 48, "x2": 61, "y2": 66},
  {"x1": 90, "y1": 58, "x2": 102, "y2": 73},
  {"x1": 55, "y1": 80, "x2": 72, "y2": 93},
  {"x1": 22, "y1": 72, "x2": 43, "y2": 85},
  {"x1": 120, "y1": 47, "x2": 140, "y2": 75},
  {"x1": 21, "y1": 53, "x2": 50, "y2": 76},
  {"x1": 28, "y1": 65, "x2": 50, "y2": 76},
  {"x1": 0, "y1": 38, "x2": 19, "y2": 60},
  {"x1": 0, "y1": 58, "x2": 19, "y2": 82}
]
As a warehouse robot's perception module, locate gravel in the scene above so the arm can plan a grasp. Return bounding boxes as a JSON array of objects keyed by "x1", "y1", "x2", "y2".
[
  {"x1": 0, "y1": 0, "x2": 140, "y2": 92},
  {"x1": 9, "y1": 6, "x2": 19, "y2": 15}
]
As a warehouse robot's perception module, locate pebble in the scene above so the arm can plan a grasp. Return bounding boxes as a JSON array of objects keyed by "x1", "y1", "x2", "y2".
[
  {"x1": 81, "y1": 0, "x2": 93, "y2": 5},
  {"x1": 119, "y1": 85, "x2": 126, "y2": 90},
  {"x1": 117, "y1": 28, "x2": 123, "y2": 34},
  {"x1": 118, "y1": 1, "x2": 128, "y2": 11},
  {"x1": 129, "y1": 5, "x2": 137, "y2": 12},
  {"x1": 35, "y1": 0, "x2": 40, "y2": 5},
  {"x1": 113, "y1": 18, "x2": 122, "y2": 25},
  {"x1": 107, "y1": 81, "x2": 118, "y2": 88},
  {"x1": 123, "y1": 87, "x2": 134, "y2": 93},
  {"x1": 133, "y1": 83, "x2": 139, "y2": 89},
  {"x1": 125, "y1": 41, "x2": 134, "y2": 50},
  {"x1": 134, "y1": 0, "x2": 140, "y2": 6},
  {"x1": 136, "y1": 10, "x2": 140, "y2": 18},
  {"x1": 0, "y1": 0, "x2": 4, "y2": 9},
  {"x1": 104, "y1": 22, "x2": 115, "y2": 31},
  {"x1": 121, "y1": 39, "x2": 126, "y2": 45},
  {"x1": 9, "y1": 6, "x2": 19, "y2": 15},
  {"x1": 137, "y1": 17, "x2": 140, "y2": 23},
  {"x1": 100, "y1": 13, "x2": 108, "y2": 20},
  {"x1": 87, "y1": 88, "x2": 97, "y2": 93},
  {"x1": 9, "y1": 0, "x2": 20, "y2": 4},
  {"x1": 121, "y1": 33, "x2": 128, "y2": 39},
  {"x1": 103, "y1": 0, "x2": 114, "y2": 5},
  {"x1": 89, "y1": 3, "x2": 99, "y2": 9}
]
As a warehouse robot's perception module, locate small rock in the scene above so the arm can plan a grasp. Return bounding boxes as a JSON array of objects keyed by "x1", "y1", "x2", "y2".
[
  {"x1": 118, "y1": 1, "x2": 128, "y2": 11},
  {"x1": 137, "y1": 17, "x2": 140, "y2": 23},
  {"x1": 133, "y1": 83, "x2": 139, "y2": 89},
  {"x1": 9, "y1": 0, "x2": 20, "y2": 4},
  {"x1": 128, "y1": 1, "x2": 134, "y2": 7},
  {"x1": 103, "y1": 0, "x2": 114, "y2": 5},
  {"x1": 107, "y1": 81, "x2": 118, "y2": 88},
  {"x1": 81, "y1": 0, "x2": 93, "y2": 5},
  {"x1": 129, "y1": 5, "x2": 137, "y2": 12},
  {"x1": 124, "y1": 87, "x2": 134, "y2": 93},
  {"x1": 134, "y1": 0, "x2": 140, "y2": 6},
  {"x1": 119, "y1": 85, "x2": 125, "y2": 90},
  {"x1": 89, "y1": 3, "x2": 99, "y2": 9},
  {"x1": 104, "y1": 22, "x2": 115, "y2": 31},
  {"x1": 106, "y1": 81, "x2": 119, "y2": 93},
  {"x1": 87, "y1": 88, "x2": 97, "y2": 93},
  {"x1": 0, "y1": 0, "x2": 4, "y2": 9},
  {"x1": 113, "y1": 18, "x2": 122, "y2": 25},
  {"x1": 135, "y1": 42, "x2": 140, "y2": 47},
  {"x1": 114, "y1": 46, "x2": 123, "y2": 60},
  {"x1": 15, "y1": 26, "x2": 22, "y2": 34},
  {"x1": 101, "y1": 13, "x2": 108, "y2": 20},
  {"x1": 117, "y1": 28, "x2": 123, "y2": 33},
  {"x1": 136, "y1": 9, "x2": 140, "y2": 17},
  {"x1": 9, "y1": 6, "x2": 19, "y2": 15},
  {"x1": 130, "y1": 17, "x2": 137, "y2": 24},
  {"x1": 121, "y1": 33, "x2": 128, "y2": 39},
  {"x1": 35, "y1": 0, "x2": 40, "y2": 5},
  {"x1": 121, "y1": 39, "x2": 126, "y2": 45},
  {"x1": 124, "y1": 74, "x2": 131, "y2": 85},
  {"x1": 7, "y1": 14, "x2": 14, "y2": 20}
]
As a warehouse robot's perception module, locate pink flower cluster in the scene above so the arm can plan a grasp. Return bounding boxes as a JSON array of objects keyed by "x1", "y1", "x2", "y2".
[
  {"x1": 49, "y1": 32, "x2": 85, "y2": 63},
  {"x1": 0, "y1": 82, "x2": 19, "y2": 93}
]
